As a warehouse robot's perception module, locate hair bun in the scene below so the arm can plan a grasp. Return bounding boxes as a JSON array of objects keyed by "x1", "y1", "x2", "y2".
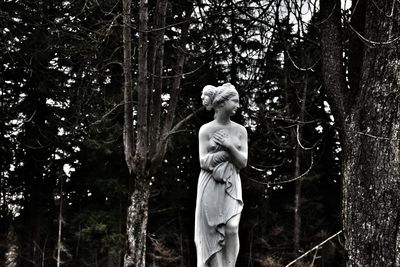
[{"x1": 201, "y1": 85, "x2": 217, "y2": 110}]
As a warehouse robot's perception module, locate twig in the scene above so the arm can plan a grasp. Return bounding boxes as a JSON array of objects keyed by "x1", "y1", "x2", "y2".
[
  {"x1": 91, "y1": 100, "x2": 136, "y2": 125},
  {"x1": 347, "y1": 23, "x2": 400, "y2": 47},
  {"x1": 268, "y1": 150, "x2": 313, "y2": 186},
  {"x1": 310, "y1": 247, "x2": 319, "y2": 266},
  {"x1": 285, "y1": 230, "x2": 343, "y2": 267},
  {"x1": 264, "y1": 115, "x2": 323, "y2": 125},
  {"x1": 168, "y1": 106, "x2": 204, "y2": 135},
  {"x1": 25, "y1": 110, "x2": 37, "y2": 123},
  {"x1": 296, "y1": 124, "x2": 316, "y2": 151},
  {"x1": 248, "y1": 160, "x2": 285, "y2": 171},
  {"x1": 285, "y1": 48, "x2": 320, "y2": 72}
]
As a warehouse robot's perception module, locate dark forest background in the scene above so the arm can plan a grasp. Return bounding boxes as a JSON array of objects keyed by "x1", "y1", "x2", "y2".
[{"x1": 3, "y1": 0, "x2": 398, "y2": 266}]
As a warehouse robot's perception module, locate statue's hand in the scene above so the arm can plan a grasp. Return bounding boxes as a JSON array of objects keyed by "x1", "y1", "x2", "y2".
[{"x1": 213, "y1": 130, "x2": 233, "y2": 149}]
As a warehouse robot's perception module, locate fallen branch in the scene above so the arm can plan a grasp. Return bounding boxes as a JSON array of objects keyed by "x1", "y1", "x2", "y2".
[{"x1": 285, "y1": 230, "x2": 343, "y2": 267}]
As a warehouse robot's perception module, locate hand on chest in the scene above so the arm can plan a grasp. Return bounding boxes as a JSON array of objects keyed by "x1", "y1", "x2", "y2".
[{"x1": 208, "y1": 128, "x2": 241, "y2": 151}]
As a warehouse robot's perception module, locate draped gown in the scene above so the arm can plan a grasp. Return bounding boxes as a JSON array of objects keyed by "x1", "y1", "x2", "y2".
[{"x1": 194, "y1": 135, "x2": 243, "y2": 267}]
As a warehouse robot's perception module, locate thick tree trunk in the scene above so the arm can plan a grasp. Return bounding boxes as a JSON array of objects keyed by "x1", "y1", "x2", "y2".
[
  {"x1": 320, "y1": 0, "x2": 400, "y2": 265},
  {"x1": 342, "y1": 2, "x2": 400, "y2": 265},
  {"x1": 124, "y1": 178, "x2": 151, "y2": 267},
  {"x1": 343, "y1": 85, "x2": 400, "y2": 266}
]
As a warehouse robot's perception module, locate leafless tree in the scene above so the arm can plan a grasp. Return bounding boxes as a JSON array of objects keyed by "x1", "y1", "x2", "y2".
[{"x1": 121, "y1": 0, "x2": 194, "y2": 266}]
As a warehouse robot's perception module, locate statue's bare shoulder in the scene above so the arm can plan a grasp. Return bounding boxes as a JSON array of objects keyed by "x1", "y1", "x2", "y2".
[
  {"x1": 231, "y1": 122, "x2": 247, "y2": 138},
  {"x1": 199, "y1": 122, "x2": 214, "y2": 138}
]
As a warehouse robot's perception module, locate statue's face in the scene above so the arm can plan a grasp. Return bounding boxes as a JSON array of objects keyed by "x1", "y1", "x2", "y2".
[
  {"x1": 201, "y1": 93, "x2": 206, "y2": 104},
  {"x1": 223, "y1": 94, "x2": 239, "y2": 115}
]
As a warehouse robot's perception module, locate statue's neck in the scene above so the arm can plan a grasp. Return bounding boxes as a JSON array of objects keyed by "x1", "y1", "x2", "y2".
[{"x1": 214, "y1": 110, "x2": 231, "y2": 125}]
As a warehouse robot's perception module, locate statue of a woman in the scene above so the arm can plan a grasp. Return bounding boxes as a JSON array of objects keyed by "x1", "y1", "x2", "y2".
[{"x1": 195, "y1": 83, "x2": 248, "y2": 267}]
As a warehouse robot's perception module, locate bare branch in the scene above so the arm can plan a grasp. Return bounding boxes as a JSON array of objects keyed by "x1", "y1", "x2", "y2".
[
  {"x1": 161, "y1": 5, "x2": 194, "y2": 137},
  {"x1": 169, "y1": 106, "x2": 204, "y2": 135},
  {"x1": 347, "y1": 23, "x2": 400, "y2": 47},
  {"x1": 91, "y1": 100, "x2": 136, "y2": 126},
  {"x1": 285, "y1": 230, "x2": 343, "y2": 267},
  {"x1": 285, "y1": 48, "x2": 320, "y2": 72},
  {"x1": 249, "y1": 151, "x2": 314, "y2": 186},
  {"x1": 296, "y1": 124, "x2": 315, "y2": 150}
]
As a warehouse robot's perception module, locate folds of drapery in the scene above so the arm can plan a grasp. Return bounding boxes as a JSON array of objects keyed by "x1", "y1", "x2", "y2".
[{"x1": 195, "y1": 144, "x2": 243, "y2": 267}]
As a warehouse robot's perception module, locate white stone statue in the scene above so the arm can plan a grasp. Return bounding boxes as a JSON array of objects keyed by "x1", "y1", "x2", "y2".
[{"x1": 195, "y1": 83, "x2": 248, "y2": 267}]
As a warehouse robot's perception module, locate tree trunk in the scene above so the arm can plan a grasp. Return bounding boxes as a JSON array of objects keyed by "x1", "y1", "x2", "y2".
[
  {"x1": 5, "y1": 226, "x2": 18, "y2": 267},
  {"x1": 124, "y1": 178, "x2": 151, "y2": 267},
  {"x1": 122, "y1": 0, "x2": 135, "y2": 173},
  {"x1": 342, "y1": 1, "x2": 400, "y2": 265},
  {"x1": 56, "y1": 177, "x2": 64, "y2": 267},
  {"x1": 229, "y1": 0, "x2": 238, "y2": 87},
  {"x1": 293, "y1": 75, "x2": 308, "y2": 254},
  {"x1": 319, "y1": 0, "x2": 347, "y2": 131},
  {"x1": 293, "y1": 145, "x2": 302, "y2": 254},
  {"x1": 320, "y1": 0, "x2": 400, "y2": 265},
  {"x1": 135, "y1": 0, "x2": 149, "y2": 175},
  {"x1": 343, "y1": 79, "x2": 400, "y2": 266},
  {"x1": 21, "y1": 92, "x2": 49, "y2": 266}
]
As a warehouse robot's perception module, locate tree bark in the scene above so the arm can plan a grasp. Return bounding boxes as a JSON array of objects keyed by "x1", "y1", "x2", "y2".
[
  {"x1": 135, "y1": 0, "x2": 150, "y2": 175},
  {"x1": 122, "y1": 0, "x2": 135, "y2": 173},
  {"x1": 5, "y1": 226, "x2": 18, "y2": 267},
  {"x1": 124, "y1": 178, "x2": 151, "y2": 267},
  {"x1": 319, "y1": 0, "x2": 347, "y2": 131},
  {"x1": 342, "y1": 1, "x2": 400, "y2": 265},
  {"x1": 320, "y1": 0, "x2": 400, "y2": 265}
]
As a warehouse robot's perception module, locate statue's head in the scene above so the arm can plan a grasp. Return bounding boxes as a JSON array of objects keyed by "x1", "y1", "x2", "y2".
[{"x1": 201, "y1": 83, "x2": 238, "y2": 111}]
